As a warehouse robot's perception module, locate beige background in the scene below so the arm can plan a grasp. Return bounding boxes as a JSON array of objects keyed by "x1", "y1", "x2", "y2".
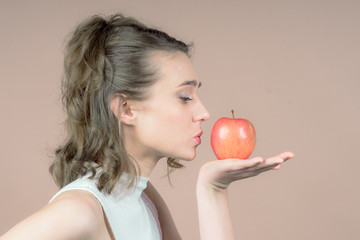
[{"x1": 1, "y1": 0, "x2": 359, "y2": 239}]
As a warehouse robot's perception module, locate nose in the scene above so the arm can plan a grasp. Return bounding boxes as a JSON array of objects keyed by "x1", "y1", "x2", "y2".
[{"x1": 193, "y1": 100, "x2": 210, "y2": 122}]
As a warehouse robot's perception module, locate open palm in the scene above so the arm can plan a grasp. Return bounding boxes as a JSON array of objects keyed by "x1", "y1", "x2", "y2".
[{"x1": 198, "y1": 151, "x2": 295, "y2": 190}]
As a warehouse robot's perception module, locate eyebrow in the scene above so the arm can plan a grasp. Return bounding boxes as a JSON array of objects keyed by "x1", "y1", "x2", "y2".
[{"x1": 177, "y1": 80, "x2": 202, "y2": 88}]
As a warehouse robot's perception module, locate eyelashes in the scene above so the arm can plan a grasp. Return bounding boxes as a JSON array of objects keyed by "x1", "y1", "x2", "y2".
[{"x1": 179, "y1": 96, "x2": 193, "y2": 103}]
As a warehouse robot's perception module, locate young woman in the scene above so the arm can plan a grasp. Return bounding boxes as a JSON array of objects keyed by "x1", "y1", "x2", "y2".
[{"x1": 1, "y1": 13, "x2": 294, "y2": 240}]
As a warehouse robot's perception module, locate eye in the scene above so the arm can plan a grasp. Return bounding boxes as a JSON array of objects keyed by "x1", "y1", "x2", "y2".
[{"x1": 179, "y1": 96, "x2": 193, "y2": 103}]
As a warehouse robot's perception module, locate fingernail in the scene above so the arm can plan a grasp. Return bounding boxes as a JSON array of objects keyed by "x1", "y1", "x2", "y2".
[{"x1": 273, "y1": 164, "x2": 281, "y2": 170}]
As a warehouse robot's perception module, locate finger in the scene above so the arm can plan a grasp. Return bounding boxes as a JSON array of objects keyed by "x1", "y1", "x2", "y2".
[
  {"x1": 257, "y1": 163, "x2": 282, "y2": 173},
  {"x1": 236, "y1": 162, "x2": 281, "y2": 178},
  {"x1": 241, "y1": 156, "x2": 283, "y2": 172},
  {"x1": 272, "y1": 152, "x2": 294, "y2": 169},
  {"x1": 273, "y1": 164, "x2": 281, "y2": 170},
  {"x1": 219, "y1": 157, "x2": 264, "y2": 174},
  {"x1": 229, "y1": 153, "x2": 292, "y2": 174},
  {"x1": 248, "y1": 156, "x2": 265, "y2": 165},
  {"x1": 278, "y1": 151, "x2": 295, "y2": 161},
  {"x1": 225, "y1": 157, "x2": 264, "y2": 170},
  {"x1": 258, "y1": 156, "x2": 284, "y2": 168},
  {"x1": 259, "y1": 153, "x2": 292, "y2": 171}
]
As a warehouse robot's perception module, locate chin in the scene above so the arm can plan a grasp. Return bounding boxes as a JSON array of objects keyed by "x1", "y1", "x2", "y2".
[
  {"x1": 180, "y1": 150, "x2": 197, "y2": 161},
  {"x1": 166, "y1": 147, "x2": 197, "y2": 161}
]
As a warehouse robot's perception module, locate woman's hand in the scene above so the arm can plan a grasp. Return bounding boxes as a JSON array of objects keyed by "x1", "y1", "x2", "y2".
[
  {"x1": 196, "y1": 151, "x2": 295, "y2": 240},
  {"x1": 198, "y1": 151, "x2": 295, "y2": 192}
]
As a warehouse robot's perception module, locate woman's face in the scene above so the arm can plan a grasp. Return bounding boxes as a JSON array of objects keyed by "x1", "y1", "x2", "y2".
[{"x1": 131, "y1": 51, "x2": 210, "y2": 161}]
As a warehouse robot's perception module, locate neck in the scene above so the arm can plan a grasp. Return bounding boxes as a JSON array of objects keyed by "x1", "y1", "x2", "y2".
[
  {"x1": 123, "y1": 128, "x2": 161, "y2": 178},
  {"x1": 132, "y1": 154, "x2": 160, "y2": 178}
]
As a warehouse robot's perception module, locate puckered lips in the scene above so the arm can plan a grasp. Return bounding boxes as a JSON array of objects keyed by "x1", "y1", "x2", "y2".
[{"x1": 194, "y1": 131, "x2": 203, "y2": 145}]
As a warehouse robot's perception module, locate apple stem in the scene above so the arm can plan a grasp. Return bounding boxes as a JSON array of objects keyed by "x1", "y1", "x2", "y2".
[{"x1": 231, "y1": 109, "x2": 235, "y2": 119}]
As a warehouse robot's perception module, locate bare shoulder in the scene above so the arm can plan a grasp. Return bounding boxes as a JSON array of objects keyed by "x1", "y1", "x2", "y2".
[
  {"x1": 50, "y1": 189, "x2": 103, "y2": 220},
  {"x1": 50, "y1": 189, "x2": 104, "y2": 230},
  {"x1": 1, "y1": 190, "x2": 104, "y2": 240}
]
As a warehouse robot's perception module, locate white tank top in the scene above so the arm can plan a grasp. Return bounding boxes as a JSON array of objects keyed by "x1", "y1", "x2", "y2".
[{"x1": 49, "y1": 173, "x2": 162, "y2": 240}]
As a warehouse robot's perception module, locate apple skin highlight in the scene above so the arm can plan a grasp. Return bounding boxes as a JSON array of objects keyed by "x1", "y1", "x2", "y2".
[{"x1": 210, "y1": 111, "x2": 256, "y2": 160}]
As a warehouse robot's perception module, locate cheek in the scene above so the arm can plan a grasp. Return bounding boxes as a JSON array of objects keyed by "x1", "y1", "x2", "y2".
[
  {"x1": 152, "y1": 105, "x2": 185, "y2": 134},
  {"x1": 166, "y1": 105, "x2": 185, "y2": 123},
  {"x1": 137, "y1": 103, "x2": 179, "y2": 131}
]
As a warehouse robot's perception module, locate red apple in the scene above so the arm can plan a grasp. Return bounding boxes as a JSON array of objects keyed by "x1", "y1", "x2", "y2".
[{"x1": 211, "y1": 110, "x2": 256, "y2": 160}]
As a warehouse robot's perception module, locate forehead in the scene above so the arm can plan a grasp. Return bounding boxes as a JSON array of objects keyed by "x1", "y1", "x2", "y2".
[{"x1": 150, "y1": 51, "x2": 199, "y2": 90}]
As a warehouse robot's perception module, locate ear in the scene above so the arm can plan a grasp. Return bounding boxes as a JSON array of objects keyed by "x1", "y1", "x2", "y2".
[{"x1": 110, "y1": 94, "x2": 136, "y2": 125}]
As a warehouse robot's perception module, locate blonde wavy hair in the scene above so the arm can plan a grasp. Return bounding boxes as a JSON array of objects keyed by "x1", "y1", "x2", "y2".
[{"x1": 50, "y1": 13, "x2": 191, "y2": 194}]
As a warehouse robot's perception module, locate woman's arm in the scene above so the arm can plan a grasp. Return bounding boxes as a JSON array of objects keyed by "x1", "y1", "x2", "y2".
[
  {"x1": 196, "y1": 152, "x2": 294, "y2": 240},
  {"x1": 144, "y1": 181, "x2": 182, "y2": 240},
  {"x1": 0, "y1": 190, "x2": 103, "y2": 240},
  {"x1": 197, "y1": 185, "x2": 234, "y2": 240}
]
